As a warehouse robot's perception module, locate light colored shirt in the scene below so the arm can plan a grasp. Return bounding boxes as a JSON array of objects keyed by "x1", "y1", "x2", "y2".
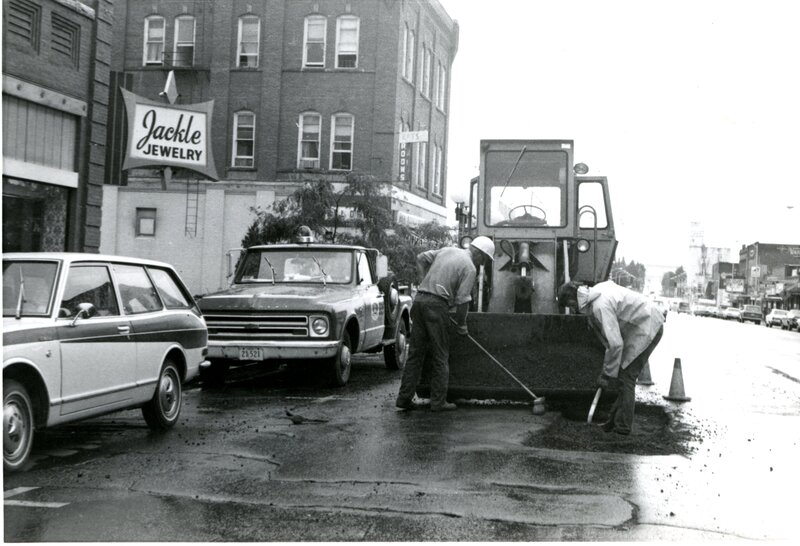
[
  {"x1": 581, "y1": 281, "x2": 665, "y2": 378},
  {"x1": 416, "y1": 247, "x2": 476, "y2": 306}
]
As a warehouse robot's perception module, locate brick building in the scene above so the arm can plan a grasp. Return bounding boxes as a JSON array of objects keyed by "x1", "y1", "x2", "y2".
[
  {"x1": 2, "y1": 0, "x2": 114, "y2": 252},
  {"x1": 99, "y1": 0, "x2": 458, "y2": 294},
  {"x1": 722, "y1": 242, "x2": 800, "y2": 310}
]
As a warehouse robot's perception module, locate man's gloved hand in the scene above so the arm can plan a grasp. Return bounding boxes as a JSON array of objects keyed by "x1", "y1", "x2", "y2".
[
  {"x1": 596, "y1": 373, "x2": 614, "y2": 388},
  {"x1": 456, "y1": 323, "x2": 469, "y2": 336}
]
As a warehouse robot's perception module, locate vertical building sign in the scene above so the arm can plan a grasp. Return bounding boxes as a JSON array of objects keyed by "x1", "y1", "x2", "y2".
[{"x1": 399, "y1": 143, "x2": 407, "y2": 182}]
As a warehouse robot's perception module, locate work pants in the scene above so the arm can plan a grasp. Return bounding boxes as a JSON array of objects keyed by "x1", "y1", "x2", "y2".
[
  {"x1": 608, "y1": 325, "x2": 664, "y2": 434},
  {"x1": 396, "y1": 293, "x2": 451, "y2": 409}
]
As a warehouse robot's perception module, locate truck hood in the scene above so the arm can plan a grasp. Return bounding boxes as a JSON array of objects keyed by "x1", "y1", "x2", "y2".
[{"x1": 198, "y1": 284, "x2": 360, "y2": 313}]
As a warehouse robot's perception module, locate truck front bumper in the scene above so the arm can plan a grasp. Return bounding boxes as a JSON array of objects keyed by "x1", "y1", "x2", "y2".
[{"x1": 207, "y1": 340, "x2": 339, "y2": 361}]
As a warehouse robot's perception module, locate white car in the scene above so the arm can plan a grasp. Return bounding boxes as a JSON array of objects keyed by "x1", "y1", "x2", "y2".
[
  {"x1": 3, "y1": 253, "x2": 208, "y2": 472},
  {"x1": 765, "y1": 309, "x2": 789, "y2": 328}
]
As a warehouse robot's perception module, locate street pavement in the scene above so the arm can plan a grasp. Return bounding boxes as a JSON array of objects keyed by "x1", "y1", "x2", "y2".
[{"x1": 3, "y1": 312, "x2": 799, "y2": 541}]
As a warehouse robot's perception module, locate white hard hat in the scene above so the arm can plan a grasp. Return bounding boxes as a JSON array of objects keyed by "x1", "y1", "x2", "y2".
[{"x1": 470, "y1": 236, "x2": 495, "y2": 261}]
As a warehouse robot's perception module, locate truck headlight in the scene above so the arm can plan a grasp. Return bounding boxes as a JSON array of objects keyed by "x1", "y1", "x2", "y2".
[{"x1": 310, "y1": 316, "x2": 329, "y2": 336}]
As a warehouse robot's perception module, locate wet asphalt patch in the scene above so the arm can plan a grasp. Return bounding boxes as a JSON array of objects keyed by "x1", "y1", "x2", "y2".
[{"x1": 524, "y1": 401, "x2": 697, "y2": 456}]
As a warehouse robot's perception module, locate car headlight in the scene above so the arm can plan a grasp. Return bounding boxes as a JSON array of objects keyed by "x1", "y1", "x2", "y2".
[{"x1": 310, "y1": 316, "x2": 329, "y2": 336}]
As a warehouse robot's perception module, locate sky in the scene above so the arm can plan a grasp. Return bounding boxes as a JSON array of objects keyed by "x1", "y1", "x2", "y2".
[{"x1": 437, "y1": 0, "x2": 800, "y2": 284}]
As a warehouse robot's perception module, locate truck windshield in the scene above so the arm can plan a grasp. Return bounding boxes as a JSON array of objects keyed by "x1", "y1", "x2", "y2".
[
  {"x1": 237, "y1": 250, "x2": 353, "y2": 284},
  {"x1": 485, "y1": 149, "x2": 568, "y2": 227},
  {"x1": 3, "y1": 260, "x2": 59, "y2": 317}
]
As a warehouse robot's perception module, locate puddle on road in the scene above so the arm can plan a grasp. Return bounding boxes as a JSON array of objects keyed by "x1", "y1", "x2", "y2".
[{"x1": 524, "y1": 401, "x2": 699, "y2": 456}]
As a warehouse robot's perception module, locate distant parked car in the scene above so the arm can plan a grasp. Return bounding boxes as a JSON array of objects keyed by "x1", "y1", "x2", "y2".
[
  {"x1": 722, "y1": 307, "x2": 742, "y2": 321},
  {"x1": 654, "y1": 300, "x2": 668, "y2": 320},
  {"x1": 765, "y1": 309, "x2": 789, "y2": 328},
  {"x1": 677, "y1": 302, "x2": 692, "y2": 314},
  {"x1": 3, "y1": 253, "x2": 208, "y2": 472},
  {"x1": 694, "y1": 305, "x2": 712, "y2": 317},
  {"x1": 741, "y1": 305, "x2": 763, "y2": 325},
  {"x1": 786, "y1": 309, "x2": 800, "y2": 331}
]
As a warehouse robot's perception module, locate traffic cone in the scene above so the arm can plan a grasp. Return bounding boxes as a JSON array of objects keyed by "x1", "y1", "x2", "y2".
[
  {"x1": 663, "y1": 358, "x2": 691, "y2": 402},
  {"x1": 637, "y1": 360, "x2": 654, "y2": 385}
]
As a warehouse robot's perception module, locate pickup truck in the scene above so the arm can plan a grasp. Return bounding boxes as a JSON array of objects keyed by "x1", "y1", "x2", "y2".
[{"x1": 196, "y1": 231, "x2": 411, "y2": 387}]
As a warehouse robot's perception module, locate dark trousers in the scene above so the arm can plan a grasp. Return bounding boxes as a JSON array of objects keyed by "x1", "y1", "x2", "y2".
[
  {"x1": 607, "y1": 326, "x2": 664, "y2": 434},
  {"x1": 396, "y1": 293, "x2": 451, "y2": 408}
]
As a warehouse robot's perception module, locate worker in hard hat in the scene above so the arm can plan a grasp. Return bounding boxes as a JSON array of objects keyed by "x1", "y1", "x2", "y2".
[
  {"x1": 396, "y1": 236, "x2": 495, "y2": 412},
  {"x1": 557, "y1": 280, "x2": 665, "y2": 435}
]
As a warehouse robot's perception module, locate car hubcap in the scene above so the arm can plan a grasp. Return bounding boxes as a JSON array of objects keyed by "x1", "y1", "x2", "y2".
[
  {"x1": 158, "y1": 372, "x2": 179, "y2": 419},
  {"x1": 341, "y1": 345, "x2": 351, "y2": 374},
  {"x1": 397, "y1": 330, "x2": 408, "y2": 363},
  {"x1": 4, "y1": 399, "x2": 28, "y2": 460}
]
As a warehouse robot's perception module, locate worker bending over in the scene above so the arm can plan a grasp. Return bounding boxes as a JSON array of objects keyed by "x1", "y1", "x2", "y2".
[
  {"x1": 396, "y1": 237, "x2": 495, "y2": 412},
  {"x1": 558, "y1": 280, "x2": 665, "y2": 434}
]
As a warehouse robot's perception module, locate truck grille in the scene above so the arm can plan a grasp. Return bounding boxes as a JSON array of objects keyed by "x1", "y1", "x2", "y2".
[{"x1": 204, "y1": 313, "x2": 309, "y2": 340}]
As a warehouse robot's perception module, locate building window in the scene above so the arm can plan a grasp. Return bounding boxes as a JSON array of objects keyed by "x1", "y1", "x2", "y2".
[
  {"x1": 303, "y1": 15, "x2": 326, "y2": 68},
  {"x1": 173, "y1": 15, "x2": 195, "y2": 67},
  {"x1": 433, "y1": 143, "x2": 443, "y2": 196},
  {"x1": 335, "y1": 16, "x2": 359, "y2": 68},
  {"x1": 414, "y1": 141, "x2": 427, "y2": 189},
  {"x1": 420, "y1": 46, "x2": 431, "y2": 97},
  {"x1": 237, "y1": 15, "x2": 260, "y2": 68},
  {"x1": 232, "y1": 111, "x2": 255, "y2": 168},
  {"x1": 402, "y1": 25, "x2": 415, "y2": 82},
  {"x1": 330, "y1": 114, "x2": 353, "y2": 171},
  {"x1": 298, "y1": 113, "x2": 321, "y2": 169},
  {"x1": 436, "y1": 61, "x2": 447, "y2": 110},
  {"x1": 7, "y1": 0, "x2": 41, "y2": 52},
  {"x1": 143, "y1": 15, "x2": 165, "y2": 65},
  {"x1": 136, "y1": 208, "x2": 157, "y2": 237}
]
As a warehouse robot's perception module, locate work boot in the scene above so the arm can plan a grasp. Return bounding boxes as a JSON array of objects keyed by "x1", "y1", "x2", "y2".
[
  {"x1": 431, "y1": 402, "x2": 457, "y2": 412},
  {"x1": 396, "y1": 398, "x2": 415, "y2": 411}
]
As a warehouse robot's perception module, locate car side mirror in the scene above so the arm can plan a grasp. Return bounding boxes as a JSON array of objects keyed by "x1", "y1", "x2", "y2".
[
  {"x1": 376, "y1": 255, "x2": 388, "y2": 279},
  {"x1": 70, "y1": 302, "x2": 97, "y2": 327}
]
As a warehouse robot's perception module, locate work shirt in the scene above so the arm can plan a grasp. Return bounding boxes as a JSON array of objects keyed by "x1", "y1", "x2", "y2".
[
  {"x1": 579, "y1": 280, "x2": 665, "y2": 378},
  {"x1": 416, "y1": 247, "x2": 477, "y2": 306}
]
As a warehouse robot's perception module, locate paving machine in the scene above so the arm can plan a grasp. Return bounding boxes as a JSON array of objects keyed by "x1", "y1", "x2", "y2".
[{"x1": 420, "y1": 140, "x2": 618, "y2": 400}]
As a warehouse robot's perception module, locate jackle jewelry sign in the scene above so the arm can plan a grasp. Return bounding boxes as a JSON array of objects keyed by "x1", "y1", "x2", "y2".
[{"x1": 121, "y1": 88, "x2": 219, "y2": 180}]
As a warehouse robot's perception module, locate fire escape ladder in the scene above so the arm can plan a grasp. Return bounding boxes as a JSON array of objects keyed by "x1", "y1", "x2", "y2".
[{"x1": 185, "y1": 179, "x2": 200, "y2": 237}]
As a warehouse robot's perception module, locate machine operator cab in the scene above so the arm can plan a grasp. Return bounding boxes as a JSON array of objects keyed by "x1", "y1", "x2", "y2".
[{"x1": 457, "y1": 140, "x2": 617, "y2": 314}]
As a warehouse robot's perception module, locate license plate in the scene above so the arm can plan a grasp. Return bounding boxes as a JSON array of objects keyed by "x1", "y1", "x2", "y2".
[{"x1": 239, "y1": 347, "x2": 263, "y2": 361}]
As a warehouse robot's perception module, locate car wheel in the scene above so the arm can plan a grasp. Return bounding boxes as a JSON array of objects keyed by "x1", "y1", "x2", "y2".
[
  {"x1": 327, "y1": 333, "x2": 352, "y2": 387},
  {"x1": 4, "y1": 379, "x2": 35, "y2": 472},
  {"x1": 200, "y1": 359, "x2": 230, "y2": 388},
  {"x1": 384, "y1": 318, "x2": 408, "y2": 371},
  {"x1": 142, "y1": 360, "x2": 182, "y2": 430}
]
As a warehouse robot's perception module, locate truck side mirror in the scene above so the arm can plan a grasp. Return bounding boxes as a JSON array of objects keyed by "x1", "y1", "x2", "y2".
[
  {"x1": 226, "y1": 248, "x2": 244, "y2": 279},
  {"x1": 376, "y1": 255, "x2": 388, "y2": 279}
]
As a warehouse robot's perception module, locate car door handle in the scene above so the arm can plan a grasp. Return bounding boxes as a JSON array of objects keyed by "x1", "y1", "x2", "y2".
[{"x1": 117, "y1": 325, "x2": 130, "y2": 334}]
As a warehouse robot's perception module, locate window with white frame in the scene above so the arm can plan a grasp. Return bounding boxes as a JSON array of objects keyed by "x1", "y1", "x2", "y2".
[
  {"x1": 303, "y1": 15, "x2": 326, "y2": 67},
  {"x1": 433, "y1": 143, "x2": 443, "y2": 195},
  {"x1": 336, "y1": 16, "x2": 359, "y2": 68},
  {"x1": 173, "y1": 15, "x2": 195, "y2": 67},
  {"x1": 436, "y1": 61, "x2": 447, "y2": 110},
  {"x1": 136, "y1": 208, "x2": 157, "y2": 236},
  {"x1": 414, "y1": 141, "x2": 427, "y2": 189},
  {"x1": 420, "y1": 46, "x2": 431, "y2": 97},
  {"x1": 143, "y1": 15, "x2": 165, "y2": 65},
  {"x1": 402, "y1": 25, "x2": 414, "y2": 82},
  {"x1": 330, "y1": 114, "x2": 354, "y2": 171},
  {"x1": 298, "y1": 113, "x2": 321, "y2": 169},
  {"x1": 232, "y1": 111, "x2": 255, "y2": 167},
  {"x1": 237, "y1": 15, "x2": 260, "y2": 68}
]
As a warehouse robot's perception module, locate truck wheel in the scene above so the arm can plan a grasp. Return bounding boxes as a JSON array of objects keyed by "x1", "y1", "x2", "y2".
[
  {"x1": 200, "y1": 359, "x2": 230, "y2": 388},
  {"x1": 384, "y1": 318, "x2": 408, "y2": 371},
  {"x1": 142, "y1": 360, "x2": 182, "y2": 430},
  {"x1": 4, "y1": 379, "x2": 35, "y2": 472},
  {"x1": 327, "y1": 334, "x2": 352, "y2": 387}
]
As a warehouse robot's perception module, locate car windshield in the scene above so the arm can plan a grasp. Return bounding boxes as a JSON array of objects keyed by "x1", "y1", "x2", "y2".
[
  {"x1": 3, "y1": 260, "x2": 59, "y2": 317},
  {"x1": 772, "y1": 310, "x2": 788, "y2": 316},
  {"x1": 237, "y1": 249, "x2": 353, "y2": 284},
  {"x1": 744, "y1": 305, "x2": 760, "y2": 312},
  {"x1": 485, "y1": 149, "x2": 568, "y2": 227}
]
